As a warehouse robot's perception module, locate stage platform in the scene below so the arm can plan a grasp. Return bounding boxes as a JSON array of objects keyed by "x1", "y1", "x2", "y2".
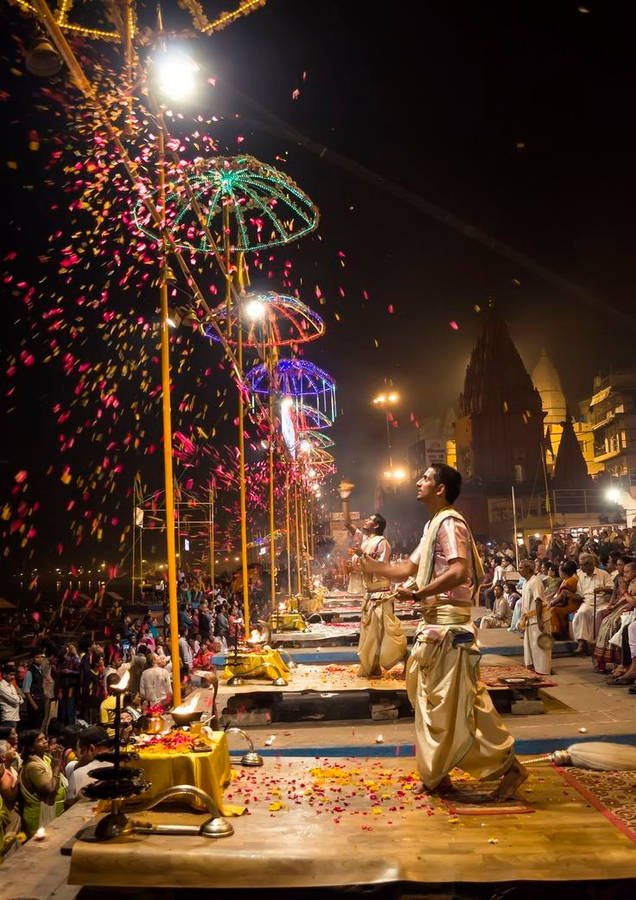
[
  {"x1": 217, "y1": 660, "x2": 557, "y2": 726},
  {"x1": 3, "y1": 755, "x2": 634, "y2": 899}
]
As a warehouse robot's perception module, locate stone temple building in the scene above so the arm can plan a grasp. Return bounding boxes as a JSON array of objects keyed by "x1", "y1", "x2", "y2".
[{"x1": 455, "y1": 308, "x2": 544, "y2": 490}]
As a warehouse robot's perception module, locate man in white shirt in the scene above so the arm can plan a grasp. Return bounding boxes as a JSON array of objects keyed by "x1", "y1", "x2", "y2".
[
  {"x1": 66, "y1": 726, "x2": 111, "y2": 801},
  {"x1": 518, "y1": 559, "x2": 552, "y2": 675},
  {"x1": 0, "y1": 663, "x2": 23, "y2": 727},
  {"x1": 139, "y1": 654, "x2": 173, "y2": 707},
  {"x1": 572, "y1": 552, "x2": 614, "y2": 654}
]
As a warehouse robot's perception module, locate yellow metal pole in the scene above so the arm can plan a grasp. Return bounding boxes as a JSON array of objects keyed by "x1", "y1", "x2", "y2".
[
  {"x1": 158, "y1": 121, "x2": 181, "y2": 707},
  {"x1": 299, "y1": 483, "x2": 308, "y2": 589},
  {"x1": 309, "y1": 492, "x2": 315, "y2": 558},
  {"x1": 237, "y1": 327, "x2": 250, "y2": 634},
  {"x1": 285, "y1": 468, "x2": 292, "y2": 598},
  {"x1": 268, "y1": 392, "x2": 276, "y2": 613},
  {"x1": 131, "y1": 483, "x2": 136, "y2": 605},
  {"x1": 209, "y1": 485, "x2": 215, "y2": 590},
  {"x1": 293, "y1": 480, "x2": 302, "y2": 596},
  {"x1": 233, "y1": 256, "x2": 250, "y2": 635}
]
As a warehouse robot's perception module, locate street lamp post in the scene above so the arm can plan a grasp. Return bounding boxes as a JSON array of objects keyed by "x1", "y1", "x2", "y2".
[{"x1": 372, "y1": 391, "x2": 400, "y2": 470}]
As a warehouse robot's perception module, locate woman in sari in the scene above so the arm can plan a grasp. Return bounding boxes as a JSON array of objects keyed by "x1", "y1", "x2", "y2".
[
  {"x1": 594, "y1": 558, "x2": 636, "y2": 674},
  {"x1": 18, "y1": 730, "x2": 67, "y2": 839},
  {"x1": 548, "y1": 560, "x2": 581, "y2": 640}
]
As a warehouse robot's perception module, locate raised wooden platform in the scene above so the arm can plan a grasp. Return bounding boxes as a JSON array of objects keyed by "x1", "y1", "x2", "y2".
[{"x1": 3, "y1": 756, "x2": 633, "y2": 898}]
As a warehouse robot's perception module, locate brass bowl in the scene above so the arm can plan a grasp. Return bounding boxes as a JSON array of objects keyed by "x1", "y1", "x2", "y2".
[
  {"x1": 139, "y1": 714, "x2": 166, "y2": 735},
  {"x1": 171, "y1": 708, "x2": 203, "y2": 728}
]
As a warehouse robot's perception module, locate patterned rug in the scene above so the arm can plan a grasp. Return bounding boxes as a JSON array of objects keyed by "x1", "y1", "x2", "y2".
[
  {"x1": 480, "y1": 663, "x2": 557, "y2": 688},
  {"x1": 557, "y1": 766, "x2": 636, "y2": 842}
]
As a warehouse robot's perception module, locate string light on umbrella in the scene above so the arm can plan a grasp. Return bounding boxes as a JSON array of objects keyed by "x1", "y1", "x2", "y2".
[
  {"x1": 133, "y1": 155, "x2": 320, "y2": 255},
  {"x1": 9, "y1": 0, "x2": 267, "y2": 43},
  {"x1": 245, "y1": 358, "x2": 336, "y2": 424},
  {"x1": 203, "y1": 292, "x2": 325, "y2": 348}
]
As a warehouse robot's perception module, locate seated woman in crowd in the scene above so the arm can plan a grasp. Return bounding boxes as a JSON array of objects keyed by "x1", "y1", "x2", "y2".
[
  {"x1": 18, "y1": 730, "x2": 67, "y2": 839},
  {"x1": 548, "y1": 560, "x2": 581, "y2": 640},
  {"x1": 592, "y1": 556, "x2": 635, "y2": 674}
]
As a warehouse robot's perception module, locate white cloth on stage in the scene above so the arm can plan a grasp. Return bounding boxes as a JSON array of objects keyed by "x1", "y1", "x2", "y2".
[
  {"x1": 520, "y1": 574, "x2": 552, "y2": 675},
  {"x1": 572, "y1": 567, "x2": 614, "y2": 642}
]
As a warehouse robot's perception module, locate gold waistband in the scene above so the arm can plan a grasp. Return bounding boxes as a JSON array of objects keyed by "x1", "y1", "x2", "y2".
[{"x1": 422, "y1": 604, "x2": 472, "y2": 626}]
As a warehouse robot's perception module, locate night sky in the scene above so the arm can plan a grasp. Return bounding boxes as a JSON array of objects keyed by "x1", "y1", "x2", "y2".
[{"x1": 1, "y1": 0, "x2": 634, "y2": 571}]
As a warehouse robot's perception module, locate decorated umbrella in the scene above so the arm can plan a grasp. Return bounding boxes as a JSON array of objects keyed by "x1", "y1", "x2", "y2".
[
  {"x1": 525, "y1": 742, "x2": 636, "y2": 770},
  {"x1": 11, "y1": 0, "x2": 266, "y2": 45},
  {"x1": 203, "y1": 291, "x2": 324, "y2": 348},
  {"x1": 138, "y1": 155, "x2": 320, "y2": 631},
  {"x1": 206, "y1": 297, "x2": 325, "y2": 611},
  {"x1": 245, "y1": 358, "x2": 336, "y2": 423},
  {"x1": 299, "y1": 430, "x2": 335, "y2": 450},
  {"x1": 133, "y1": 155, "x2": 320, "y2": 259}
]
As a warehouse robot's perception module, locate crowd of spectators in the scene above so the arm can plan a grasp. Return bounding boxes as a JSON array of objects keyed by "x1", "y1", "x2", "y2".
[
  {"x1": 476, "y1": 527, "x2": 636, "y2": 688},
  {"x1": 0, "y1": 564, "x2": 278, "y2": 856}
]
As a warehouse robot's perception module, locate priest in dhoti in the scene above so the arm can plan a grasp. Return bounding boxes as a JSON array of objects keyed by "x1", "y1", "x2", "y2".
[
  {"x1": 340, "y1": 483, "x2": 406, "y2": 675},
  {"x1": 359, "y1": 464, "x2": 527, "y2": 800},
  {"x1": 517, "y1": 559, "x2": 552, "y2": 675}
]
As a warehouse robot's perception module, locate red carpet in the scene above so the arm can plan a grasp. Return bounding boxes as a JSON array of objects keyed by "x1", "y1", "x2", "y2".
[{"x1": 556, "y1": 766, "x2": 636, "y2": 843}]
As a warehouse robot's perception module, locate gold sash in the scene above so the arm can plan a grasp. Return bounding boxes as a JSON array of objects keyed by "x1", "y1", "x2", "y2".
[{"x1": 422, "y1": 604, "x2": 472, "y2": 626}]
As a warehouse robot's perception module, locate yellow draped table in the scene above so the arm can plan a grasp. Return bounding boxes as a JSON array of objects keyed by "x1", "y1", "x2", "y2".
[
  {"x1": 223, "y1": 648, "x2": 290, "y2": 682},
  {"x1": 269, "y1": 612, "x2": 307, "y2": 632},
  {"x1": 124, "y1": 730, "x2": 244, "y2": 816}
]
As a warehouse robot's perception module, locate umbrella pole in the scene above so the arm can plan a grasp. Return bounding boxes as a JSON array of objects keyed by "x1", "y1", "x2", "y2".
[
  {"x1": 285, "y1": 468, "x2": 292, "y2": 599},
  {"x1": 268, "y1": 391, "x2": 276, "y2": 615}
]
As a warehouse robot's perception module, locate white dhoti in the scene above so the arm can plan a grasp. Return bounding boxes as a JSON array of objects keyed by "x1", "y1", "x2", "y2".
[
  {"x1": 358, "y1": 592, "x2": 407, "y2": 676},
  {"x1": 405, "y1": 607, "x2": 515, "y2": 790},
  {"x1": 573, "y1": 601, "x2": 609, "y2": 642},
  {"x1": 522, "y1": 621, "x2": 552, "y2": 675}
]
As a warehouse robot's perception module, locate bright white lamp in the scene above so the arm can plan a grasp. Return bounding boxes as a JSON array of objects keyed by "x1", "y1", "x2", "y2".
[
  {"x1": 154, "y1": 50, "x2": 198, "y2": 102},
  {"x1": 244, "y1": 298, "x2": 266, "y2": 321}
]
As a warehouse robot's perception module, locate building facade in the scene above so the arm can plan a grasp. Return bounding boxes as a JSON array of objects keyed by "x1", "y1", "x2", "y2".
[{"x1": 589, "y1": 373, "x2": 636, "y2": 476}]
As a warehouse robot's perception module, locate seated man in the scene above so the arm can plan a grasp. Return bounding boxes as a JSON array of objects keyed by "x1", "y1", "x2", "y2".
[
  {"x1": 572, "y1": 553, "x2": 614, "y2": 655},
  {"x1": 479, "y1": 583, "x2": 512, "y2": 629}
]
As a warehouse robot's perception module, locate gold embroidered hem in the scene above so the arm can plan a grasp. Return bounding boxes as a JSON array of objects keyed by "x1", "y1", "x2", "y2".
[{"x1": 406, "y1": 615, "x2": 515, "y2": 790}]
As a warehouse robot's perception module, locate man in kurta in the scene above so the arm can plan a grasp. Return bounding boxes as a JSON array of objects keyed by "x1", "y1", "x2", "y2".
[
  {"x1": 572, "y1": 552, "x2": 614, "y2": 655},
  {"x1": 359, "y1": 464, "x2": 526, "y2": 800},
  {"x1": 340, "y1": 483, "x2": 406, "y2": 676},
  {"x1": 518, "y1": 559, "x2": 552, "y2": 675}
]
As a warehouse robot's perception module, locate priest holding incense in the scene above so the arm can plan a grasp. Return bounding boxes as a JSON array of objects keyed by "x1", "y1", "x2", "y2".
[
  {"x1": 340, "y1": 482, "x2": 406, "y2": 676},
  {"x1": 358, "y1": 464, "x2": 527, "y2": 800}
]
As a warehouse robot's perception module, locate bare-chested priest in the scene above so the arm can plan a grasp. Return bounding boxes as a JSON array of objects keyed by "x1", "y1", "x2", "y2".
[
  {"x1": 359, "y1": 464, "x2": 527, "y2": 800},
  {"x1": 340, "y1": 482, "x2": 406, "y2": 676}
]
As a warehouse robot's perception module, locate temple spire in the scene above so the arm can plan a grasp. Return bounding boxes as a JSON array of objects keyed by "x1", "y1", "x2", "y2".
[{"x1": 552, "y1": 412, "x2": 590, "y2": 490}]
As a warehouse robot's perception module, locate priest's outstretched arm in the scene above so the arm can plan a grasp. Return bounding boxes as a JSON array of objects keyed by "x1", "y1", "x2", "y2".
[{"x1": 360, "y1": 555, "x2": 468, "y2": 604}]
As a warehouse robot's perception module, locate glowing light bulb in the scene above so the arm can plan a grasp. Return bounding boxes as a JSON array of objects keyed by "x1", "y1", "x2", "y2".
[
  {"x1": 244, "y1": 298, "x2": 266, "y2": 320},
  {"x1": 154, "y1": 50, "x2": 198, "y2": 102}
]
